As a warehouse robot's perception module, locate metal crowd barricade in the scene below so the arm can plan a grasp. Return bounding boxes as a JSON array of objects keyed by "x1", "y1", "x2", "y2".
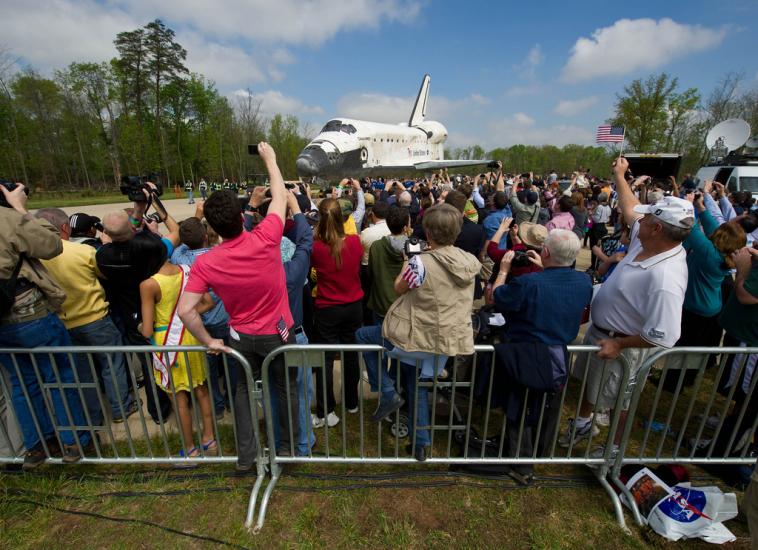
[
  {"x1": 0, "y1": 345, "x2": 268, "y2": 530},
  {"x1": 252, "y1": 343, "x2": 634, "y2": 533},
  {"x1": 611, "y1": 346, "x2": 758, "y2": 527}
]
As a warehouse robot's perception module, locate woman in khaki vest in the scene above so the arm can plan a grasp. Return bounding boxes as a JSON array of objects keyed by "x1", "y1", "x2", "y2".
[{"x1": 356, "y1": 204, "x2": 481, "y2": 461}]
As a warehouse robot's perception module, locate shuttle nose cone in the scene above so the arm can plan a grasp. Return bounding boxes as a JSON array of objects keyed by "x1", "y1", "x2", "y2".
[
  {"x1": 296, "y1": 154, "x2": 318, "y2": 176},
  {"x1": 296, "y1": 146, "x2": 330, "y2": 177}
]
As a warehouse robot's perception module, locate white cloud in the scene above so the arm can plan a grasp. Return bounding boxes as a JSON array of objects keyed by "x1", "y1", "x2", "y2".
[
  {"x1": 0, "y1": 0, "x2": 422, "y2": 89},
  {"x1": 336, "y1": 91, "x2": 491, "y2": 123},
  {"x1": 561, "y1": 18, "x2": 727, "y2": 82},
  {"x1": 116, "y1": 0, "x2": 422, "y2": 46},
  {"x1": 486, "y1": 114, "x2": 595, "y2": 148},
  {"x1": 0, "y1": 0, "x2": 137, "y2": 71},
  {"x1": 514, "y1": 44, "x2": 543, "y2": 80},
  {"x1": 513, "y1": 112, "x2": 535, "y2": 126},
  {"x1": 554, "y1": 96, "x2": 599, "y2": 116},
  {"x1": 233, "y1": 89, "x2": 324, "y2": 118}
]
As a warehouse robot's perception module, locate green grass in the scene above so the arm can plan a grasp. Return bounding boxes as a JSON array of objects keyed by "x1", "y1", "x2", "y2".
[
  {"x1": 1, "y1": 451, "x2": 751, "y2": 548},
  {"x1": 27, "y1": 192, "x2": 134, "y2": 209}
]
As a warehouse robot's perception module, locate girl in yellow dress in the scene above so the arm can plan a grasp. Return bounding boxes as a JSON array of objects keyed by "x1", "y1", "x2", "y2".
[{"x1": 137, "y1": 233, "x2": 217, "y2": 457}]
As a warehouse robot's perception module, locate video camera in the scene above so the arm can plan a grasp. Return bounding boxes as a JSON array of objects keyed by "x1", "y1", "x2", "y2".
[
  {"x1": 404, "y1": 236, "x2": 427, "y2": 258},
  {"x1": 120, "y1": 174, "x2": 163, "y2": 202},
  {"x1": 0, "y1": 179, "x2": 29, "y2": 209}
]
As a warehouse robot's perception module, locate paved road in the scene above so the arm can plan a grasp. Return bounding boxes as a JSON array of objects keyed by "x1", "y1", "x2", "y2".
[{"x1": 39, "y1": 196, "x2": 209, "y2": 221}]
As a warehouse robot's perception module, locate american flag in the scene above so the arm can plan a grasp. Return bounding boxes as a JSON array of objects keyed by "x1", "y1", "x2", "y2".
[
  {"x1": 401, "y1": 257, "x2": 425, "y2": 289},
  {"x1": 276, "y1": 317, "x2": 290, "y2": 343},
  {"x1": 596, "y1": 125, "x2": 625, "y2": 143}
]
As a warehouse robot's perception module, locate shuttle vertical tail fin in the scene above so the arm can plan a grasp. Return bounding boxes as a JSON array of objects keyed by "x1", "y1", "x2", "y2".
[{"x1": 408, "y1": 74, "x2": 430, "y2": 127}]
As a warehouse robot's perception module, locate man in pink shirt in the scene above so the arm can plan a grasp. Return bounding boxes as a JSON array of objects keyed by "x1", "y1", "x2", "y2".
[{"x1": 178, "y1": 142, "x2": 297, "y2": 469}]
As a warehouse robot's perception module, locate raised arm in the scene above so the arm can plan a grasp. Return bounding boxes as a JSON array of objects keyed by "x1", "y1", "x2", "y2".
[
  {"x1": 258, "y1": 142, "x2": 286, "y2": 223},
  {"x1": 612, "y1": 157, "x2": 642, "y2": 225}
]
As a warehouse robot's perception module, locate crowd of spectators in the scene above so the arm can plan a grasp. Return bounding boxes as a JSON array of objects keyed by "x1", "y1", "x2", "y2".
[{"x1": 1, "y1": 148, "x2": 757, "y2": 495}]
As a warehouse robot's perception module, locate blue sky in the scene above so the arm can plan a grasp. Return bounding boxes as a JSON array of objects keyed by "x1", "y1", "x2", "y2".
[{"x1": 3, "y1": 0, "x2": 757, "y2": 150}]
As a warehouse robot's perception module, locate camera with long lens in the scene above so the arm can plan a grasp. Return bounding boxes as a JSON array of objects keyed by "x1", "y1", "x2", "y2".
[
  {"x1": 120, "y1": 174, "x2": 163, "y2": 202},
  {"x1": 404, "y1": 236, "x2": 427, "y2": 257},
  {"x1": 0, "y1": 179, "x2": 29, "y2": 208}
]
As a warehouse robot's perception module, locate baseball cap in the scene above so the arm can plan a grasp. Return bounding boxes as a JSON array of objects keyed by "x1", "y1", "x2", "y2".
[
  {"x1": 338, "y1": 198, "x2": 354, "y2": 218},
  {"x1": 69, "y1": 213, "x2": 103, "y2": 236},
  {"x1": 525, "y1": 191, "x2": 539, "y2": 205},
  {"x1": 681, "y1": 178, "x2": 697, "y2": 191},
  {"x1": 519, "y1": 222, "x2": 548, "y2": 249},
  {"x1": 364, "y1": 193, "x2": 375, "y2": 206},
  {"x1": 633, "y1": 196, "x2": 694, "y2": 229}
]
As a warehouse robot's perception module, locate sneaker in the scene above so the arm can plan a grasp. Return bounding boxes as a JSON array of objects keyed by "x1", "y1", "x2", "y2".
[
  {"x1": 704, "y1": 415, "x2": 721, "y2": 430},
  {"x1": 347, "y1": 407, "x2": 359, "y2": 414},
  {"x1": 22, "y1": 443, "x2": 47, "y2": 471},
  {"x1": 589, "y1": 444, "x2": 619, "y2": 460},
  {"x1": 371, "y1": 393, "x2": 405, "y2": 422},
  {"x1": 62, "y1": 442, "x2": 89, "y2": 464},
  {"x1": 688, "y1": 437, "x2": 713, "y2": 453},
  {"x1": 405, "y1": 443, "x2": 429, "y2": 462},
  {"x1": 112, "y1": 400, "x2": 140, "y2": 424},
  {"x1": 312, "y1": 412, "x2": 340, "y2": 428},
  {"x1": 558, "y1": 418, "x2": 600, "y2": 448},
  {"x1": 326, "y1": 412, "x2": 340, "y2": 427},
  {"x1": 593, "y1": 409, "x2": 610, "y2": 427}
]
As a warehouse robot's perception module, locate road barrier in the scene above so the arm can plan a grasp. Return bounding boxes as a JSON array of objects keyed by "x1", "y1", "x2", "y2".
[
  {"x1": 2, "y1": 343, "x2": 755, "y2": 534},
  {"x1": 610, "y1": 346, "x2": 758, "y2": 527}
]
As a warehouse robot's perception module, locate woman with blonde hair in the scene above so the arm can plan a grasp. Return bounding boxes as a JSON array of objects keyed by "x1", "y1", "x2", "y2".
[{"x1": 310, "y1": 198, "x2": 364, "y2": 428}]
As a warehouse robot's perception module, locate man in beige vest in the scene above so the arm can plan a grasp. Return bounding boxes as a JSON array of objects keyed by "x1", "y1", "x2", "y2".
[{"x1": 357, "y1": 204, "x2": 481, "y2": 461}]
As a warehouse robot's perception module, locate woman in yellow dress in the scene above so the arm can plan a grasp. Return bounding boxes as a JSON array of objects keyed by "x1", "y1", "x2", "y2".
[{"x1": 136, "y1": 232, "x2": 217, "y2": 457}]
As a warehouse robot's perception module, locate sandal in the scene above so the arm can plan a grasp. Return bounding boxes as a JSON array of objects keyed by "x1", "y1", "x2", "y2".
[
  {"x1": 202, "y1": 439, "x2": 218, "y2": 456},
  {"x1": 175, "y1": 447, "x2": 200, "y2": 469}
]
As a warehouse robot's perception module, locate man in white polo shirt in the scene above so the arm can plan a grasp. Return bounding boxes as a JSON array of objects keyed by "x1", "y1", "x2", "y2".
[
  {"x1": 359, "y1": 201, "x2": 391, "y2": 266},
  {"x1": 560, "y1": 156, "x2": 694, "y2": 455}
]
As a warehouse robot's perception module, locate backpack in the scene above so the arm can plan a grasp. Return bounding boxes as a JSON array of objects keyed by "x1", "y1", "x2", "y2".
[{"x1": 0, "y1": 255, "x2": 24, "y2": 317}]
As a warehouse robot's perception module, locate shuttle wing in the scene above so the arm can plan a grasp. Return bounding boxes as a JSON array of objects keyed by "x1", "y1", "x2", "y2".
[{"x1": 412, "y1": 159, "x2": 497, "y2": 171}]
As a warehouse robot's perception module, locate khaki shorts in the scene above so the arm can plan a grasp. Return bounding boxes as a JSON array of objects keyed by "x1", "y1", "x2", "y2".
[{"x1": 571, "y1": 324, "x2": 653, "y2": 410}]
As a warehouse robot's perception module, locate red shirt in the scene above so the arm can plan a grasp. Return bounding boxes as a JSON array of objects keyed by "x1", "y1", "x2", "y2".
[
  {"x1": 185, "y1": 215, "x2": 293, "y2": 335},
  {"x1": 311, "y1": 235, "x2": 363, "y2": 308},
  {"x1": 487, "y1": 241, "x2": 542, "y2": 279}
]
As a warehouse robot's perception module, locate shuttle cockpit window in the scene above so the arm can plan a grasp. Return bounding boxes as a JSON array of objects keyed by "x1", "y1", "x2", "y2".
[{"x1": 320, "y1": 120, "x2": 357, "y2": 134}]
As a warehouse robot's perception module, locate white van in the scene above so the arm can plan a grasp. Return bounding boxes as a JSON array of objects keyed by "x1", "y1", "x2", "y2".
[{"x1": 694, "y1": 161, "x2": 758, "y2": 199}]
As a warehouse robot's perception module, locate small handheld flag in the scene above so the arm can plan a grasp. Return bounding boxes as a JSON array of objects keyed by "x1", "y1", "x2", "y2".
[{"x1": 596, "y1": 125, "x2": 625, "y2": 143}]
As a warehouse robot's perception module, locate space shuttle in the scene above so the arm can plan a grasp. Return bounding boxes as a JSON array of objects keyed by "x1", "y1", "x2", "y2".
[{"x1": 295, "y1": 74, "x2": 495, "y2": 178}]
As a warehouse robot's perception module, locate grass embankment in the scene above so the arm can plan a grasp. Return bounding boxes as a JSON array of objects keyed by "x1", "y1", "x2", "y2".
[
  {"x1": 1, "y1": 397, "x2": 752, "y2": 549},
  {"x1": 27, "y1": 191, "x2": 135, "y2": 209}
]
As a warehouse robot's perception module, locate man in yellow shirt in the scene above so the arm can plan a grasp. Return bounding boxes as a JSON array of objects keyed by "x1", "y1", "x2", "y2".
[{"x1": 35, "y1": 209, "x2": 137, "y2": 424}]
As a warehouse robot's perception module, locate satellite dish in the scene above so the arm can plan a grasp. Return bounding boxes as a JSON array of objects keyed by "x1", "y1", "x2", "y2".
[
  {"x1": 705, "y1": 119, "x2": 751, "y2": 153},
  {"x1": 745, "y1": 135, "x2": 758, "y2": 149}
]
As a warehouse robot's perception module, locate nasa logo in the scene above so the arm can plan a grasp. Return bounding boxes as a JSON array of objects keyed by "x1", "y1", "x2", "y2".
[{"x1": 657, "y1": 487, "x2": 708, "y2": 524}]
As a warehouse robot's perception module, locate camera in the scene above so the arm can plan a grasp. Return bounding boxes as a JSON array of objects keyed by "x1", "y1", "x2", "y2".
[
  {"x1": 0, "y1": 179, "x2": 29, "y2": 208},
  {"x1": 404, "y1": 236, "x2": 427, "y2": 257},
  {"x1": 145, "y1": 212, "x2": 163, "y2": 224},
  {"x1": 511, "y1": 250, "x2": 531, "y2": 268},
  {"x1": 248, "y1": 143, "x2": 260, "y2": 155},
  {"x1": 120, "y1": 175, "x2": 163, "y2": 202}
]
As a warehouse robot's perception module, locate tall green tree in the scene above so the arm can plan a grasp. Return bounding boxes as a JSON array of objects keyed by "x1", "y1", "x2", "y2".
[
  {"x1": 610, "y1": 73, "x2": 678, "y2": 152},
  {"x1": 144, "y1": 19, "x2": 188, "y2": 182}
]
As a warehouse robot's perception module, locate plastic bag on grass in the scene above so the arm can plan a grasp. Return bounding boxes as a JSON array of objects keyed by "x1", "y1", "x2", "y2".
[{"x1": 622, "y1": 467, "x2": 738, "y2": 544}]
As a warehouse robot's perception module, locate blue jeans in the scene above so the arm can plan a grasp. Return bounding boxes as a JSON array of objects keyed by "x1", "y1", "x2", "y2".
[
  {"x1": 205, "y1": 322, "x2": 237, "y2": 413},
  {"x1": 68, "y1": 316, "x2": 133, "y2": 422},
  {"x1": 0, "y1": 313, "x2": 92, "y2": 449},
  {"x1": 269, "y1": 330, "x2": 316, "y2": 455},
  {"x1": 356, "y1": 325, "x2": 435, "y2": 448},
  {"x1": 187, "y1": 190, "x2": 194, "y2": 203}
]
